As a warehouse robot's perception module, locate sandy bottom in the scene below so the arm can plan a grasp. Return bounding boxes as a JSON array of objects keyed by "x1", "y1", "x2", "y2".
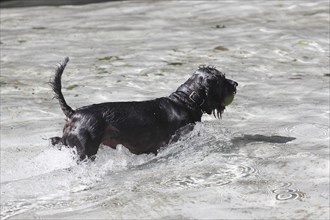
[{"x1": 1, "y1": 1, "x2": 329, "y2": 219}]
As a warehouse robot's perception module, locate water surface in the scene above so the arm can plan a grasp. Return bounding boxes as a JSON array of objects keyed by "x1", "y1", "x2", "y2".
[{"x1": 1, "y1": 1, "x2": 329, "y2": 219}]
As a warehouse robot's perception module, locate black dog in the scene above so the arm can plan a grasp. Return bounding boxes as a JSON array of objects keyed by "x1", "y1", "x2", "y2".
[{"x1": 50, "y1": 57, "x2": 237, "y2": 160}]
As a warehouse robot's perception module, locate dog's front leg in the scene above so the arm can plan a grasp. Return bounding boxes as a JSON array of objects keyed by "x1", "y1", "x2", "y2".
[{"x1": 169, "y1": 123, "x2": 195, "y2": 144}]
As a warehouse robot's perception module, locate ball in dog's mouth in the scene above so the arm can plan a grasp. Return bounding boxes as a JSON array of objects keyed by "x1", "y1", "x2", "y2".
[
  {"x1": 213, "y1": 92, "x2": 236, "y2": 119},
  {"x1": 223, "y1": 93, "x2": 235, "y2": 106}
]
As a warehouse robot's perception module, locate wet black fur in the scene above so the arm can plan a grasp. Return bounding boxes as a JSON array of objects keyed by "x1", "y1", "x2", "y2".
[{"x1": 49, "y1": 57, "x2": 237, "y2": 161}]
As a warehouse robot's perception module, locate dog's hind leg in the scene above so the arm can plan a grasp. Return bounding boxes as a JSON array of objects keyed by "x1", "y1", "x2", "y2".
[
  {"x1": 49, "y1": 136, "x2": 63, "y2": 150},
  {"x1": 65, "y1": 128, "x2": 104, "y2": 161},
  {"x1": 50, "y1": 136, "x2": 62, "y2": 145},
  {"x1": 61, "y1": 113, "x2": 106, "y2": 161}
]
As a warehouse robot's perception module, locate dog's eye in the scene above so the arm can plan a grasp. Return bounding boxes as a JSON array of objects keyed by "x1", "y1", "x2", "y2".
[
  {"x1": 216, "y1": 79, "x2": 223, "y2": 86},
  {"x1": 206, "y1": 78, "x2": 214, "y2": 84}
]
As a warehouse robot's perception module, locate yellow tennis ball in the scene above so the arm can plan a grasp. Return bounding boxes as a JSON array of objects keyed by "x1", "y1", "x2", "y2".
[{"x1": 223, "y1": 94, "x2": 235, "y2": 106}]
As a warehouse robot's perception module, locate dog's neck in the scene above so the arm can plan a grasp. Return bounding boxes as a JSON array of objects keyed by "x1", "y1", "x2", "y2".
[{"x1": 169, "y1": 84, "x2": 207, "y2": 120}]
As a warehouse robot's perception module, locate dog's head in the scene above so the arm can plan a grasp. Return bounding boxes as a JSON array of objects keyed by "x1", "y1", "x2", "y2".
[{"x1": 177, "y1": 65, "x2": 237, "y2": 118}]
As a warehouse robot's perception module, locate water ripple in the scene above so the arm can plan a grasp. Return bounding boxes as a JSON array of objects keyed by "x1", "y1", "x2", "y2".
[
  {"x1": 271, "y1": 183, "x2": 305, "y2": 201},
  {"x1": 236, "y1": 165, "x2": 259, "y2": 178},
  {"x1": 285, "y1": 123, "x2": 329, "y2": 139},
  {"x1": 163, "y1": 168, "x2": 235, "y2": 189}
]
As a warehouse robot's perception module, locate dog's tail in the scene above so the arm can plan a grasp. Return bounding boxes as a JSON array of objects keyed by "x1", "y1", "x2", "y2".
[{"x1": 50, "y1": 57, "x2": 74, "y2": 118}]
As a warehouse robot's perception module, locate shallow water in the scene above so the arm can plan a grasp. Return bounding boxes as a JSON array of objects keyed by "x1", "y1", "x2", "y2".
[{"x1": 1, "y1": 1, "x2": 329, "y2": 219}]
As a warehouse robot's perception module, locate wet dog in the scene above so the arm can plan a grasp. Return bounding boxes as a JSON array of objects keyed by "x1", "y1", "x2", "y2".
[{"x1": 50, "y1": 57, "x2": 237, "y2": 160}]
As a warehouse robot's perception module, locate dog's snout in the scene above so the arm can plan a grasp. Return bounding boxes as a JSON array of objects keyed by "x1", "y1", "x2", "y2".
[{"x1": 227, "y1": 79, "x2": 238, "y2": 87}]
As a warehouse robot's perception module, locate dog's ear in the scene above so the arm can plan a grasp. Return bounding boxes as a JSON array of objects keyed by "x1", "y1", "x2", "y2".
[
  {"x1": 203, "y1": 105, "x2": 213, "y2": 115},
  {"x1": 202, "y1": 75, "x2": 226, "y2": 115},
  {"x1": 204, "y1": 76, "x2": 219, "y2": 97},
  {"x1": 200, "y1": 77, "x2": 215, "y2": 114}
]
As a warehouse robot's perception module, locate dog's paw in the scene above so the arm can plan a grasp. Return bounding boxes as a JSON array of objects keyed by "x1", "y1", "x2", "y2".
[
  {"x1": 76, "y1": 154, "x2": 96, "y2": 164},
  {"x1": 49, "y1": 136, "x2": 63, "y2": 150}
]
